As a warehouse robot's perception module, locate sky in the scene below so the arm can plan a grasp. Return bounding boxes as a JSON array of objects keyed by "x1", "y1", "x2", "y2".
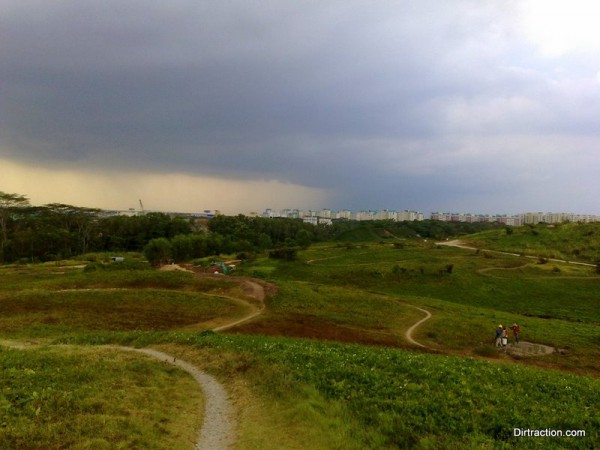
[{"x1": 2, "y1": 0, "x2": 600, "y2": 215}]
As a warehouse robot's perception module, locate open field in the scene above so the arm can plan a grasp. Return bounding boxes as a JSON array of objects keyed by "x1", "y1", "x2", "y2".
[
  {"x1": 238, "y1": 242, "x2": 600, "y2": 374},
  {"x1": 1, "y1": 236, "x2": 599, "y2": 448}
]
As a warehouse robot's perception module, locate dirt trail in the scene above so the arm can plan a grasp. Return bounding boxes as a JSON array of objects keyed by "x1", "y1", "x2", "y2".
[
  {"x1": 120, "y1": 347, "x2": 235, "y2": 450},
  {"x1": 437, "y1": 240, "x2": 595, "y2": 267},
  {"x1": 160, "y1": 263, "x2": 272, "y2": 332},
  {"x1": 1, "y1": 267, "x2": 274, "y2": 450},
  {"x1": 404, "y1": 306, "x2": 432, "y2": 348},
  {"x1": 212, "y1": 280, "x2": 266, "y2": 332},
  {"x1": 0, "y1": 341, "x2": 236, "y2": 450}
]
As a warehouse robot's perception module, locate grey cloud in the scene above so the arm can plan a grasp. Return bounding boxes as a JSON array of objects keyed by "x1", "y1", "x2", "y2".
[{"x1": 2, "y1": 0, "x2": 600, "y2": 213}]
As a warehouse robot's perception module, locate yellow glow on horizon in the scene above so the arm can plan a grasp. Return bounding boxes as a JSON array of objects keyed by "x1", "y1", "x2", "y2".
[{"x1": 0, "y1": 158, "x2": 328, "y2": 214}]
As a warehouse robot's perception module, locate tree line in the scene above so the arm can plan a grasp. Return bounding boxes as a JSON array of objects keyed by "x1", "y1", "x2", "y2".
[
  {"x1": 0, "y1": 192, "x2": 326, "y2": 263},
  {"x1": 1, "y1": 191, "x2": 504, "y2": 264},
  {"x1": 0, "y1": 192, "x2": 191, "y2": 263}
]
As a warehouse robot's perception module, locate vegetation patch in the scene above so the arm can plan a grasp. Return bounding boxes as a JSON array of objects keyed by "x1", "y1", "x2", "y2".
[{"x1": 0, "y1": 345, "x2": 202, "y2": 449}]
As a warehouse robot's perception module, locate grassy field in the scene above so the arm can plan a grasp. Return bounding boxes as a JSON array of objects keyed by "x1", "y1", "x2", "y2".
[
  {"x1": 0, "y1": 344, "x2": 202, "y2": 449},
  {"x1": 237, "y1": 241, "x2": 600, "y2": 374},
  {"x1": 56, "y1": 332, "x2": 600, "y2": 449},
  {"x1": 1, "y1": 233, "x2": 600, "y2": 448},
  {"x1": 465, "y1": 222, "x2": 600, "y2": 263}
]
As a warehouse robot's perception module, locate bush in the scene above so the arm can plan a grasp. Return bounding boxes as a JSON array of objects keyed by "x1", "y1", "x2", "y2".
[
  {"x1": 268, "y1": 247, "x2": 298, "y2": 261},
  {"x1": 143, "y1": 238, "x2": 172, "y2": 267},
  {"x1": 84, "y1": 262, "x2": 105, "y2": 272}
]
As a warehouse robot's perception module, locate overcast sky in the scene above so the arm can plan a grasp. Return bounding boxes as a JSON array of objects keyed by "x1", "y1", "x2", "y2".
[{"x1": 2, "y1": 0, "x2": 600, "y2": 214}]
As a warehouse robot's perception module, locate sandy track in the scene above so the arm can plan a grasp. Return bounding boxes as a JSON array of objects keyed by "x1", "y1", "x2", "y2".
[
  {"x1": 405, "y1": 306, "x2": 432, "y2": 348},
  {"x1": 119, "y1": 347, "x2": 235, "y2": 450},
  {"x1": 0, "y1": 341, "x2": 236, "y2": 450},
  {"x1": 212, "y1": 280, "x2": 266, "y2": 332},
  {"x1": 2, "y1": 268, "x2": 272, "y2": 450}
]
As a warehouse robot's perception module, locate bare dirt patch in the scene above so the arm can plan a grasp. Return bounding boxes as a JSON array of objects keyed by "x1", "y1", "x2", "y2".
[
  {"x1": 506, "y1": 341, "x2": 555, "y2": 357},
  {"x1": 229, "y1": 313, "x2": 407, "y2": 347}
]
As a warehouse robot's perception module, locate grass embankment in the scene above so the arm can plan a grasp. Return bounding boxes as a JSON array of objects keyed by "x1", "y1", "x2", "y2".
[
  {"x1": 465, "y1": 222, "x2": 600, "y2": 263},
  {"x1": 0, "y1": 344, "x2": 202, "y2": 449}
]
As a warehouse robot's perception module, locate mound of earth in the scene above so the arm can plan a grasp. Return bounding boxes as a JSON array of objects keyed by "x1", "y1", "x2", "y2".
[{"x1": 506, "y1": 341, "x2": 555, "y2": 357}]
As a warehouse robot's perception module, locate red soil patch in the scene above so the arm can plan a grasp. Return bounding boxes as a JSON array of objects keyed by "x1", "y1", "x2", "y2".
[{"x1": 227, "y1": 313, "x2": 408, "y2": 348}]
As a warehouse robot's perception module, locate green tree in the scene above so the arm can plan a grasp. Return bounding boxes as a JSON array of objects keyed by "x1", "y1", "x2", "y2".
[
  {"x1": 296, "y1": 229, "x2": 313, "y2": 249},
  {"x1": 170, "y1": 235, "x2": 193, "y2": 262},
  {"x1": 143, "y1": 238, "x2": 172, "y2": 266},
  {"x1": 0, "y1": 192, "x2": 30, "y2": 262}
]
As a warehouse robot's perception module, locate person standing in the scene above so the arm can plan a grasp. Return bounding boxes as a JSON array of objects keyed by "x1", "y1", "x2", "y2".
[
  {"x1": 501, "y1": 325, "x2": 508, "y2": 347},
  {"x1": 511, "y1": 323, "x2": 520, "y2": 344},
  {"x1": 495, "y1": 325, "x2": 503, "y2": 347}
]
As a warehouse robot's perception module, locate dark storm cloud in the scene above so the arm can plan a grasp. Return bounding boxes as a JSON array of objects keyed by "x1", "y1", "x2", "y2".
[{"x1": 2, "y1": 0, "x2": 600, "y2": 213}]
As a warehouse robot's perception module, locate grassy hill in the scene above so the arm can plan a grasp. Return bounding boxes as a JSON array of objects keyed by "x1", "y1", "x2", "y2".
[
  {"x1": 1, "y1": 225, "x2": 599, "y2": 448},
  {"x1": 465, "y1": 222, "x2": 600, "y2": 263}
]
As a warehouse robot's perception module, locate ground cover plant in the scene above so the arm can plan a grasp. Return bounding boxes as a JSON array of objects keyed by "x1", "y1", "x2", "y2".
[
  {"x1": 60, "y1": 332, "x2": 600, "y2": 449},
  {"x1": 0, "y1": 261, "x2": 251, "y2": 340},
  {"x1": 1, "y1": 225, "x2": 600, "y2": 448},
  {"x1": 0, "y1": 344, "x2": 202, "y2": 449},
  {"x1": 228, "y1": 280, "x2": 426, "y2": 347},
  {"x1": 244, "y1": 241, "x2": 600, "y2": 324},
  {"x1": 238, "y1": 241, "x2": 600, "y2": 376},
  {"x1": 465, "y1": 222, "x2": 600, "y2": 263}
]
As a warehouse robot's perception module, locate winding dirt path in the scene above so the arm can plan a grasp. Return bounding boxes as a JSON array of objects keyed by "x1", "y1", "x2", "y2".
[
  {"x1": 0, "y1": 341, "x2": 235, "y2": 450},
  {"x1": 404, "y1": 306, "x2": 432, "y2": 348},
  {"x1": 119, "y1": 347, "x2": 235, "y2": 450},
  {"x1": 213, "y1": 279, "x2": 265, "y2": 332},
  {"x1": 3, "y1": 268, "x2": 273, "y2": 450}
]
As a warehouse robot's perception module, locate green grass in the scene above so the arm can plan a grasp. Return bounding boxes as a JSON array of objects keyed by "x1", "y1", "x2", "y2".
[
  {"x1": 243, "y1": 243, "x2": 600, "y2": 324},
  {"x1": 466, "y1": 222, "x2": 600, "y2": 263},
  {"x1": 0, "y1": 344, "x2": 202, "y2": 449},
  {"x1": 237, "y1": 242, "x2": 600, "y2": 375},
  {"x1": 61, "y1": 332, "x2": 600, "y2": 449},
  {"x1": 2, "y1": 228, "x2": 600, "y2": 448}
]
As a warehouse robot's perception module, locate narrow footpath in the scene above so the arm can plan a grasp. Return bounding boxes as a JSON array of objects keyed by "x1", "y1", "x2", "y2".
[{"x1": 404, "y1": 306, "x2": 432, "y2": 349}]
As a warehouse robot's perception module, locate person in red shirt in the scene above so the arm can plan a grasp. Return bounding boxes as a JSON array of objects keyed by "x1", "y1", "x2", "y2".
[{"x1": 511, "y1": 323, "x2": 520, "y2": 344}]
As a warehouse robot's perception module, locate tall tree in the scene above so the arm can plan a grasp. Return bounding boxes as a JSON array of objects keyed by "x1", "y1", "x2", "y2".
[{"x1": 0, "y1": 192, "x2": 30, "y2": 262}]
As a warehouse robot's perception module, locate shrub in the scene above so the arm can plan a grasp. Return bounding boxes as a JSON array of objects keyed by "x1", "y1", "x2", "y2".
[
  {"x1": 143, "y1": 238, "x2": 172, "y2": 266},
  {"x1": 84, "y1": 262, "x2": 105, "y2": 272},
  {"x1": 268, "y1": 247, "x2": 298, "y2": 261}
]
